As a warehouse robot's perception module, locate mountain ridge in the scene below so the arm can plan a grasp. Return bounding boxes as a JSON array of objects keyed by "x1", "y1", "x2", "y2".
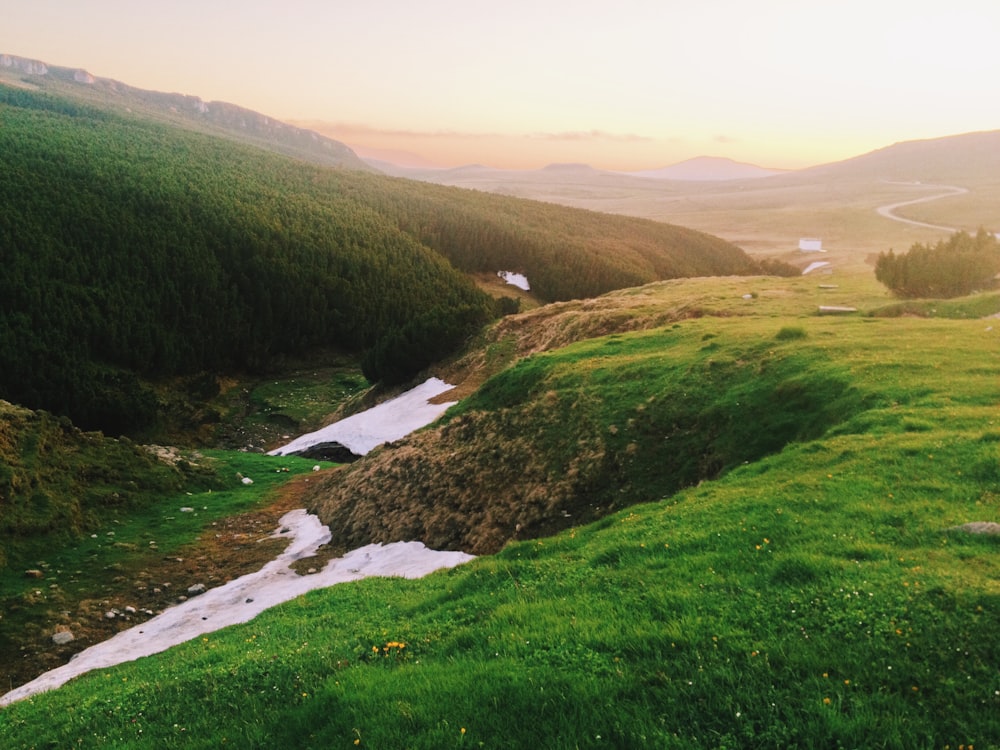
[
  {"x1": 369, "y1": 129, "x2": 1000, "y2": 189},
  {"x1": 791, "y1": 129, "x2": 1000, "y2": 183},
  {"x1": 0, "y1": 53, "x2": 373, "y2": 171}
]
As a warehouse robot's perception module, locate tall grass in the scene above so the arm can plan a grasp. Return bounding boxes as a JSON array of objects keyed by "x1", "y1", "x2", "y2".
[{"x1": 2, "y1": 297, "x2": 998, "y2": 748}]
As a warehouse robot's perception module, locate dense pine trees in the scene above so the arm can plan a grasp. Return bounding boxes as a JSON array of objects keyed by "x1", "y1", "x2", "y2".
[
  {"x1": 342, "y1": 172, "x2": 773, "y2": 301},
  {"x1": 875, "y1": 229, "x2": 1000, "y2": 298},
  {"x1": 0, "y1": 87, "x2": 492, "y2": 432}
]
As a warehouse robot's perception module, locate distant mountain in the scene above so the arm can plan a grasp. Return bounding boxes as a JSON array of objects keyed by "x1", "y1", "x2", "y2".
[
  {"x1": 0, "y1": 53, "x2": 372, "y2": 171},
  {"x1": 362, "y1": 159, "x2": 522, "y2": 181},
  {"x1": 793, "y1": 130, "x2": 1000, "y2": 184},
  {"x1": 540, "y1": 162, "x2": 604, "y2": 175},
  {"x1": 370, "y1": 130, "x2": 1000, "y2": 192},
  {"x1": 368, "y1": 156, "x2": 785, "y2": 184},
  {"x1": 373, "y1": 161, "x2": 617, "y2": 182},
  {"x1": 626, "y1": 156, "x2": 787, "y2": 181}
]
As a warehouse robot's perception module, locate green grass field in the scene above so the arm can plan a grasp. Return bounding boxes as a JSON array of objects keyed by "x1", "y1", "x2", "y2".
[{"x1": 2, "y1": 272, "x2": 997, "y2": 748}]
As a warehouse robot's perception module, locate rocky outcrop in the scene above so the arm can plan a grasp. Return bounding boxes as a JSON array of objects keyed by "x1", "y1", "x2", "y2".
[
  {"x1": 0, "y1": 54, "x2": 48, "y2": 75},
  {"x1": 291, "y1": 441, "x2": 362, "y2": 463},
  {"x1": 304, "y1": 405, "x2": 615, "y2": 556},
  {"x1": 948, "y1": 522, "x2": 1000, "y2": 535}
]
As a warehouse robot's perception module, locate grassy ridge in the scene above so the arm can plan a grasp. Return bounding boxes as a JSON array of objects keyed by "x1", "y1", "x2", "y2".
[
  {"x1": 2, "y1": 278, "x2": 997, "y2": 747},
  {"x1": 304, "y1": 273, "x2": 997, "y2": 556},
  {"x1": 308, "y1": 316, "x2": 874, "y2": 554}
]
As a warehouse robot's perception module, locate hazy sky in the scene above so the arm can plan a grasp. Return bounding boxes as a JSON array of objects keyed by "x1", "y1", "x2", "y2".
[{"x1": 3, "y1": 1, "x2": 999, "y2": 169}]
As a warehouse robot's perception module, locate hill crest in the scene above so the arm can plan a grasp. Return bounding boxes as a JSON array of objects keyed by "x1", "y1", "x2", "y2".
[{"x1": 0, "y1": 53, "x2": 372, "y2": 171}]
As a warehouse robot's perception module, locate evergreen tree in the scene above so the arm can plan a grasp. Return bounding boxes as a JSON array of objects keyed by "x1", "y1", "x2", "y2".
[{"x1": 876, "y1": 229, "x2": 1000, "y2": 298}]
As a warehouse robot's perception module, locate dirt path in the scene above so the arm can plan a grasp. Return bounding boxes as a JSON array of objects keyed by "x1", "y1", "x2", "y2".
[{"x1": 875, "y1": 181, "x2": 969, "y2": 232}]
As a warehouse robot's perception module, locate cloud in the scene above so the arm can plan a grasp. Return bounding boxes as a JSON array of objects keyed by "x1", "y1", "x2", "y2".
[
  {"x1": 292, "y1": 121, "x2": 651, "y2": 144},
  {"x1": 291, "y1": 121, "x2": 498, "y2": 140},
  {"x1": 714, "y1": 134, "x2": 739, "y2": 144},
  {"x1": 531, "y1": 129, "x2": 652, "y2": 143},
  {"x1": 290, "y1": 120, "x2": 668, "y2": 170}
]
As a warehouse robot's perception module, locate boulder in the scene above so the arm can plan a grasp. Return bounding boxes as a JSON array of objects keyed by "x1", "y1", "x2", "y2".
[
  {"x1": 948, "y1": 521, "x2": 1000, "y2": 535},
  {"x1": 294, "y1": 441, "x2": 361, "y2": 463}
]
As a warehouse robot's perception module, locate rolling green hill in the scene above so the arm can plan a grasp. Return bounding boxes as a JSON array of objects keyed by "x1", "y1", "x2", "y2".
[
  {"x1": 4, "y1": 53, "x2": 996, "y2": 749},
  {"x1": 1, "y1": 276, "x2": 997, "y2": 748},
  {"x1": 303, "y1": 275, "x2": 1000, "y2": 557}
]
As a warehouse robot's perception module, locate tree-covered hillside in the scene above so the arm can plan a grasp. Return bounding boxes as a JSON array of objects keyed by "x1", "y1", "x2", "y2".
[
  {"x1": 0, "y1": 85, "x2": 771, "y2": 435},
  {"x1": 0, "y1": 53, "x2": 375, "y2": 172},
  {"x1": 336, "y1": 173, "x2": 777, "y2": 301},
  {"x1": 0, "y1": 86, "x2": 492, "y2": 432}
]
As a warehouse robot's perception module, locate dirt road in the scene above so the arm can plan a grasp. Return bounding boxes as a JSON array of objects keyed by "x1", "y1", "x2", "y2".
[{"x1": 876, "y1": 182, "x2": 969, "y2": 232}]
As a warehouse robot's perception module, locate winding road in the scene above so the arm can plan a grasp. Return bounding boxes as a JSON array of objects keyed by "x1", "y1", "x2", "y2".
[{"x1": 876, "y1": 181, "x2": 969, "y2": 232}]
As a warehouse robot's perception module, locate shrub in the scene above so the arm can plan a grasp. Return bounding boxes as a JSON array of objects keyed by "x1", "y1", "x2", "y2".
[{"x1": 775, "y1": 326, "x2": 807, "y2": 341}]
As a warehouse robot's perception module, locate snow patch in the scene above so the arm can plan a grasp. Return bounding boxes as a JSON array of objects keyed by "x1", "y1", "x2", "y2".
[
  {"x1": 802, "y1": 261, "x2": 831, "y2": 275},
  {"x1": 0, "y1": 376, "x2": 473, "y2": 707},
  {"x1": 498, "y1": 271, "x2": 530, "y2": 291},
  {"x1": 268, "y1": 377, "x2": 456, "y2": 457},
  {"x1": 0, "y1": 511, "x2": 473, "y2": 706}
]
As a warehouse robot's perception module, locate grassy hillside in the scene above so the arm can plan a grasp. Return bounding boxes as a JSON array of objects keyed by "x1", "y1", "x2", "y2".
[
  {"x1": 0, "y1": 83, "x2": 769, "y2": 435},
  {"x1": 0, "y1": 401, "x2": 218, "y2": 569},
  {"x1": 2, "y1": 276, "x2": 997, "y2": 748},
  {"x1": 304, "y1": 275, "x2": 999, "y2": 556}
]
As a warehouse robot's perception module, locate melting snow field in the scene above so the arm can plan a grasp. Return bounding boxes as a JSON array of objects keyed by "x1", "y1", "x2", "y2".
[
  {"x1": 268, "y1": 377, "x2": 457, "y2": 457},
  {"x1": 1, "y1": 378, "x2": 472, "y2": 707},
  {"x1": 497, "y1": 270, "x2": 530, "y2": 291},
  {"x1": 802, "y1": 261, "x2": 832, "y2": 275}
]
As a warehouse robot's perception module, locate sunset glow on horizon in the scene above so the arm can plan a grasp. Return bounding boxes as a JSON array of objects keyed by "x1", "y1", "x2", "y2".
[{"x1": 3, "y1": 0, "x2": 999, "y2": 171}]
